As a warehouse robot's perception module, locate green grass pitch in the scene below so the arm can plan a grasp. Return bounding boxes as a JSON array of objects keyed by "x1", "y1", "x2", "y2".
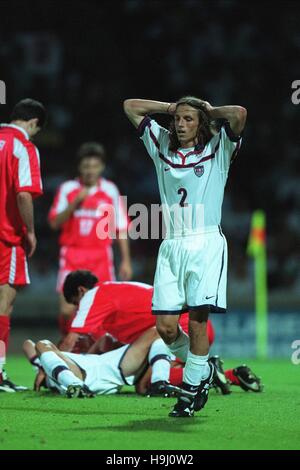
[{"x1": 0, "y1": 357, "x2": 299, "y2": 450}]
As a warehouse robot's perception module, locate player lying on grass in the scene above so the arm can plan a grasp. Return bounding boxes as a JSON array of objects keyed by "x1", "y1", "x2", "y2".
[
  {"x1": 23, "y1": 335, "x2": 263, "y2": 400},
  {"x1": 58, "y1": 270, "x2": 211, "y2": 396},
  {"x1": 23, "y1": 328, "x2": 177, "y2": 398},
  {"x1": 59, "y1": 270, "x2": 263, "y2": 396}
]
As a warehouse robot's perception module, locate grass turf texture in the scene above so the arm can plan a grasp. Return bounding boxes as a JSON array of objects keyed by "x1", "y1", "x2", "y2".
[{"x1": 0, "y1": 357, "x2": 299, "y2": 450}]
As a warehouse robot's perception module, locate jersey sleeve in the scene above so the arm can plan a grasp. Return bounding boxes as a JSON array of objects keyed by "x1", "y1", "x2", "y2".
[
  {"x1": 48, "y1": 184, "x2": 69, "y2": 221},
  {"x1": 137, "y1": 116, "x2": 170, "y2": 161},
  {"x1": 214, "y1": 122, "x2": 242, "y2": 173},
  {"x1": 13, "y1": 140, "x2": 43, "y2": 198},
  {"x1": 70, "y1": 287, "x2": 114, "y2": 335}
]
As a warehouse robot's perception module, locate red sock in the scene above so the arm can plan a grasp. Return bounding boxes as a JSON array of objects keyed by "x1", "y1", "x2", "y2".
[
  {"x1": 207, "y1": 320, "x2": 215, "y2": 346},
  {"x1": 225, "y1": 369, "x2": 241, "y2": 386},
  {"x1": 169, "y1": 367, "x2": 184, "y2": 386},
  {"x1": 0, "y1": 315, "x2": 10, "y2": 352},
  {"x1": 58, "y1": 314, "x2": 75, "y2": 336}
]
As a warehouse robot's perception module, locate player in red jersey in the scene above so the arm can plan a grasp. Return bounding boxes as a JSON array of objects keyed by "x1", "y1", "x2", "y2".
[
  {"x1": 0, "y1": 98, "x2": 46, "y2": 393},
  {"x1": 60, "y1": 270, "x2": 263, "y2": 396},
  {"x1": 48, "y1": 142, "x2": 132, "y2": 336},
  {"x1": 59, "y1": 270, "x2": 215, "y2": 352},
  {"x1": 60, "y1": 270, "x2": 200, "y2": 396}
]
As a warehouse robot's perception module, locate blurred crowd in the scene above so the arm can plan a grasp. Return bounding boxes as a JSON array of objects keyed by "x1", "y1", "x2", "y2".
[{"x1": 0, "y1": 0, "x2": 299, "y2": 299}]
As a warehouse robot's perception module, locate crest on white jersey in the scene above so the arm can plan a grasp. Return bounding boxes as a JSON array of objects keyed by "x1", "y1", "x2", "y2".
[{"x1": 194, "y1": 165, "x2": 204, "y2": 178}]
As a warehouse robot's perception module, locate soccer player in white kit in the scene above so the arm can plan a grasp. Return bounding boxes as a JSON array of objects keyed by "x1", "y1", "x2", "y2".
[
  {"x1": 124, "y1": 96, "x2": 247, "y2": 417},
  {"x1": 23, "y1": 330, "x2": 172, "y2": 398}
]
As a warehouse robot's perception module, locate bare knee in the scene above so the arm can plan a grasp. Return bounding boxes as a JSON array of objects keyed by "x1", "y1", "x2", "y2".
[
  {"x1": 23, "y1": 339, "x2": 36, "y2": 357},
  {"x1": 36, "y1": 340, "x2": 56, "y2": 356},
  {"x1": 156, "y1": 321, "x2": 178, "y2": 344}
]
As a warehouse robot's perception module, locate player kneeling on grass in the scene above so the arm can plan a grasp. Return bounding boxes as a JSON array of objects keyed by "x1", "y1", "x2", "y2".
[
  {"x1": 23, "y1": 329, "x2": 181, "y2": 398},
  {"x1": 60, "y1": 270, "x2": 263, "y2": 396}
]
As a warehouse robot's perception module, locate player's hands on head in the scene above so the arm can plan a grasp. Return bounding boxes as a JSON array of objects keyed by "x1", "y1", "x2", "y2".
[
  {"x1": 167, "y1": 103, "x2": 177, "y2": 115},
  {"x1": 25, "y1": 231, "x2": 37, "y2": 258},
  {"x1": 198, "y1": 100, "x2": 213, "y2": 115}
]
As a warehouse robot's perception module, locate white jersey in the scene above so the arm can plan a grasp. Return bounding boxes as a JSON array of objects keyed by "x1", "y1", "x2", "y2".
[{"x1": 139, "y1": 117, "x2": 242, "y2": 238}]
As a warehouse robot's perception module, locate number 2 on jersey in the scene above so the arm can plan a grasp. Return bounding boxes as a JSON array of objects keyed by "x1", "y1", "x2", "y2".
[{"x1": 178, "y1": 188, "x2": 188, "y2": 207}]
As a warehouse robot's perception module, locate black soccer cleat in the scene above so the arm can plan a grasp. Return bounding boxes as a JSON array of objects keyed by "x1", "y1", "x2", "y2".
[
  {"x1": 66, "y1": 384, "x2": 95, "y2": 399},
  {"x1": 209, "y1": 356, "x2": 231, "y2": 395},
  {"x1": 233, "y1": 365, "x2": 264, "y2": 393},
  {"x1": 0, "y1": 379, "x2": 16, "y2": 393},
  {"x1": 0, "y1": 370, "x2": 28, "y2": 393},
  {"x1": 194, "y1": 362, "x2": 215, "y2": 412},
  {"x1": 146, "y1": 381, "x2": 173, "y2": 398},
  {"x1": 169, "y1": 396, "x2": 195, "y2": 418},
  {"x1": 169, "y1": 382, "x2": 198, "y2": 418}
]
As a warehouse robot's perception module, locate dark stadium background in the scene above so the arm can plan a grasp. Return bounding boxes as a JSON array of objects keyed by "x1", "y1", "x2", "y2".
[{"x1": 0, "y1": 0, "x2": 299, "y2": 356}]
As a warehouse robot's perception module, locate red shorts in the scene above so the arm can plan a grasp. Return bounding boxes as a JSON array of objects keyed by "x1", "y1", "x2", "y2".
[
  {"x1": 56, "y1": 245, "x2": 115, "y2": 293},
  {"x1": 0, "y1": 240, "x2": 30, "y2": 286}
]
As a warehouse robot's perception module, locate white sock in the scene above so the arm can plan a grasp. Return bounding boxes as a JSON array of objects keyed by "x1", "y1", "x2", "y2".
[
  {"x1": 183, "y1": 352, "x2": 209, "y2": 386},
  {"x1": 167, "y1": 326, "x2": 190, "y2": 362},
  {"x1": 40, "y1": 351, "x2": 83, "y2": 389},
  {"x1": 148, "y1": 339, "x2": 171, "y2": 383}
]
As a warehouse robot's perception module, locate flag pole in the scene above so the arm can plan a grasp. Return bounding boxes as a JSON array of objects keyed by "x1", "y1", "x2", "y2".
[{"x1": 247, "y1": 210, "x2": 268, "y2": 359}]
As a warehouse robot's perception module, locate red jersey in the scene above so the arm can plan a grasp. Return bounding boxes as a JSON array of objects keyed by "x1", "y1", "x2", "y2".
[
  {"x1": 0, "y1": 124, "x2": 43, "y2": 246},
  {"x1": 48, "y1": 177, "x2": 128, "y2": 248},
  {"x1": 71, "y1": 281, "x2": 155, "y2": 343},
  {"x1": 70, "y1": 281, "x2": 212, "y2": 345}
]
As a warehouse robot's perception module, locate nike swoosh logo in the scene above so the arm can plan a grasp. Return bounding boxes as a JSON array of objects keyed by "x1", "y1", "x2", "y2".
[
  {"x1": 205, "y1": 295, "x2": 214, "y2": 300},
  {"x1": 164, "y1": 167, "x2": 171, "y2": 172}
]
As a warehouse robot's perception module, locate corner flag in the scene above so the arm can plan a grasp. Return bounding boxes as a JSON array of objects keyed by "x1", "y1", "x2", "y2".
[{"x1": 247, "y1": 210, "x2": 268, "y2": 358}]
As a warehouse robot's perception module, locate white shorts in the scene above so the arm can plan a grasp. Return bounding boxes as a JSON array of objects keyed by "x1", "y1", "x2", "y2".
[
  {"x1": 63, "y1": 346, "x2": 135, "y2": 395},
  {"x1": 152, "y1": 226, "x2": 227, "y2": 314}
]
